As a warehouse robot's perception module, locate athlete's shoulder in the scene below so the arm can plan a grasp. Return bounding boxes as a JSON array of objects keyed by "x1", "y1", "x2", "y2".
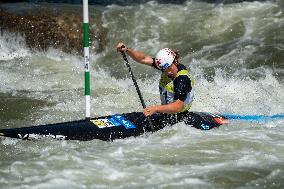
[
  {"x1": 175, "y1": 74, "x2": 191, "y2": 83},
  {"x1": 175, "y1": 64, "x2": 192, "y2": 85}
]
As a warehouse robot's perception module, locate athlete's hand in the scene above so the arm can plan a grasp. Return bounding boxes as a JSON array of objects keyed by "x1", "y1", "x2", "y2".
[
  {"x1": 116, "y1": 42, "x2": 128, "y2": 53},
  {"x1": 143, "y1": 106, "x2": 158, "y2": 117}
]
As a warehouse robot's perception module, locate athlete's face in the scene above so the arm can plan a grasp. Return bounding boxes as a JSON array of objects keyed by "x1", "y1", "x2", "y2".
[{"x1": 163, "y1": 64, "x2": 178, "y2": 78}]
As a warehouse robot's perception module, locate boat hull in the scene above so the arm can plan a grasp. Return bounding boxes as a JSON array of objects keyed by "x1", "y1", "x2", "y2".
[{"x1": 0, "y1": 111, "x2": 227, "y2": 141}]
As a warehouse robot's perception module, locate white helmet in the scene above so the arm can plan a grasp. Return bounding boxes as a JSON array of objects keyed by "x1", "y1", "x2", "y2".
[{"x1": 155, "y1": 48, "x2": 176, "y2": 71}]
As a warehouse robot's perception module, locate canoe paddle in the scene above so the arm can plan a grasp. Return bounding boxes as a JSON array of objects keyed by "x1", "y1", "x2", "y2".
[{"x1": 120, "y1": 50, "x2": 155, "y2": 132}]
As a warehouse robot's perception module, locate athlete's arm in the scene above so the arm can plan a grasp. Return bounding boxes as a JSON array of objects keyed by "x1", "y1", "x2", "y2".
[
  {"x1": 143, "y1": 100, "x2": 184, "y2": 117},
  {"x1": 116, "y1": 42, "x2": 153, "y2": 66},
  {"x1": 144, "y1": 75, "x2": 192, "y2": 117}
]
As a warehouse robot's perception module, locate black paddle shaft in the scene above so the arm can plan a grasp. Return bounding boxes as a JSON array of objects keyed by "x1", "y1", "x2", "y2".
[
  {"x1": 121, "y1": 52, "x2": 146, "y2": 109},
  {"x1": 121, "y1": 51, "x2": 155, "y2": 132}
]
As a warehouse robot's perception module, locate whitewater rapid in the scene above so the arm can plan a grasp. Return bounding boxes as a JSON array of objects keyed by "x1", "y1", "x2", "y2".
[{"x1": 0, "y1": 0, "x2": 283, "y2": 188}]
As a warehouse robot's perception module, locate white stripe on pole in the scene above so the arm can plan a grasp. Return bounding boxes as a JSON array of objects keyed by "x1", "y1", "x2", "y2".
[
  {"x1": 83, "y1": 0, "x2": 89, "y2": 23},
  {"x1": 86, "y1": 95, "x2": 91, "y2": 118}
]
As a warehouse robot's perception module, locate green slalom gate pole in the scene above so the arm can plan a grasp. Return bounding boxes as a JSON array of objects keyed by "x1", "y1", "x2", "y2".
[{"x1": 83, "y1": 0, "x2": 90, "y2": 120}]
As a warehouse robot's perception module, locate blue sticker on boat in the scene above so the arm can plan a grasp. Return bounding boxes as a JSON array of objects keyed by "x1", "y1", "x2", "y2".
[
  {"x1": 201, "y1": 124, "x2": 210, "y2": 130},
  {"x1": 112, "y1": 114, "x2": 136, "y2": 129},
  {"x1": 108, "y1": 117, "x2": 121, "y2": 126}
]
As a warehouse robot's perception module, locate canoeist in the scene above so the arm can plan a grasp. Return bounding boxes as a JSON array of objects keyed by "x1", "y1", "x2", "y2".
[{"x1": 116, "y1": 42, "x2": 195, "y2": 117}]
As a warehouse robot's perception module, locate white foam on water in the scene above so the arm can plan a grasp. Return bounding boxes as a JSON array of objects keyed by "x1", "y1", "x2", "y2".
[
  {"x1": 160, "y1": 178, "x2": 209, "y2": 188},
  {"x1": 0, "y1": 49, "x2": 82, "y2": 95},
  {"x1": 236, "y1": 153, "x2": 281, "y2": 168},
  {"x1": 193, "y1": 68, "x2": 284, "y2": 115},
  {"x1": 1, "y1": 137, "x2": 19, "y2": 146},
  {"x1": 29, "y1": 178, "x2": 83, "y2": 189},
  {"x1": 0, "y1": 31, "x2": 31, "y2": 61}
]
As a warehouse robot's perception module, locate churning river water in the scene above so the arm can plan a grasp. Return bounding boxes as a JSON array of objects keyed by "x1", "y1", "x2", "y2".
[{"x1": 0, "y1": 0, "x2": 284, "y2": 188}]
